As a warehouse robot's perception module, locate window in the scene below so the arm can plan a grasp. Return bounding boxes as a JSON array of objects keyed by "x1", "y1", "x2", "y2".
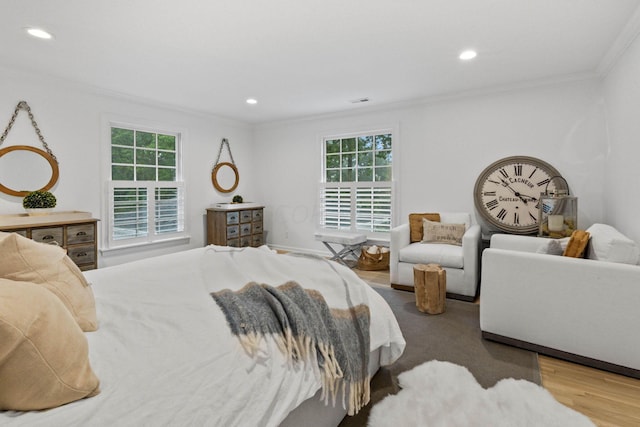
[
  {"x1": 107, "y1": 125, "x2": 185, "y2": 248},
  {"x1": 319, "y1": 131, "x2": 393, "y2": 234}
]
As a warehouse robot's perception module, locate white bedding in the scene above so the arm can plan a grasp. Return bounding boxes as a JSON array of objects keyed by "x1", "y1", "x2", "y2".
[{"x1": 2, "y1": 246, "x2": 405, "y2": 427}]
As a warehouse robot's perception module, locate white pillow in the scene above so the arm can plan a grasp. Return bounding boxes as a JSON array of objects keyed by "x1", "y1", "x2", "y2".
[{"x1": 586, "y1": 224, "x2": 640, "y2": 265}]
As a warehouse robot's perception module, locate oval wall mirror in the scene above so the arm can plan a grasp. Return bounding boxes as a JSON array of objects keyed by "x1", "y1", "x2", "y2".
[
  {"x1": 0, "y1": 145, "x2": 59, "y2": 197},
  {"x1": 211, "y1": 162, "x2": 239, "y2": 193}
]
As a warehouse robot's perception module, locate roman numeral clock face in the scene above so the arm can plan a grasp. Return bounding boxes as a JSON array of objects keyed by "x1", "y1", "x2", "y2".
[{"x1": 473, "y1": 156, "x2": 565, "y2": 234}]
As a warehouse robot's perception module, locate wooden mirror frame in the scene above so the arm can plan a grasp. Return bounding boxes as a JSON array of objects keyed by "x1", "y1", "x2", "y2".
[
  {"x1": 0, "y1": 145, "x2": 60, "y2": 197},
  {"x1": 211, "y1": 162, "x2": 239, "y2": 193}
]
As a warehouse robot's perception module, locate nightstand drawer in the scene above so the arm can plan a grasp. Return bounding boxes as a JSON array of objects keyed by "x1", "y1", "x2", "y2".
[
  {"x1": 67, "y1": 245, "x2": 96, "y2": 265},
  {"x1": 253, "y1": 222, "x2": 263, "y2": 233},
  {"x1": 31, "y1": 227, "x2": 64, "y2": 246},
  {"x1": 67, "y1": 224, "x2": 95, "y2": 244}
]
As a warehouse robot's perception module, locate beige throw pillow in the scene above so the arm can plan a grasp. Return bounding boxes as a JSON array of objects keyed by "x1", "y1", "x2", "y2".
[
  {"x1": 422, "y1": 219, "x2": 465, "y2": 246},
  {"x1": 0, "y1": 232, "x2": 98, "y2": 331},
  {"x1": 0, "y1": 278, "x2": 100, "y2": 410},
  {"x1": 409, "y1": 213, "x2": 441, "y2": 243}
]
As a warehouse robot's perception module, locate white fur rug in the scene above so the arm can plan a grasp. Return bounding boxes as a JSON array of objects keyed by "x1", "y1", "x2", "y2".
[{"x1": 368, "y1": 360, "x2": 595, "y2": 427}]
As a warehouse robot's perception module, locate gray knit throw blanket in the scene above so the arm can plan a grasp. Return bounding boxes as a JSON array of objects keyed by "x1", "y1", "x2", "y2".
[{"x1": 211, "y1": 281, "x2": 371, "y2": 416}]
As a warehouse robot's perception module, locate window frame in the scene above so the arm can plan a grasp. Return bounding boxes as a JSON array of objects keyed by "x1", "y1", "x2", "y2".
[
  {"x1": 318, "y1": 127, "x2": 397, "y2": 238},
  {"x1": 102, "y1": 118, "x2": 188, "y2": 250}
]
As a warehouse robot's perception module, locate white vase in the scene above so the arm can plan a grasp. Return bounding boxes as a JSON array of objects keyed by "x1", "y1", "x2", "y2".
[{"x1": 25, "y1": 208, "x2": 54, "y2": 216}]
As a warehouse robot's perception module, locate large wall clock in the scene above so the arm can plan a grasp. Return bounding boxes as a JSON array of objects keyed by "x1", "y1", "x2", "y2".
[{"x1": 473, "y1": 156, "x2": 567, "y2": 234}]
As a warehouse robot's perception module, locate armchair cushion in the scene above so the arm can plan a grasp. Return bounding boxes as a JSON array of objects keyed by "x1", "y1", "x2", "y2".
[
  {"x1": 409, "y1": 213, "x2": 440, "y2": 243},
  {"x1": 399, "y1": 243, "x2": 464, "y2": 269}
]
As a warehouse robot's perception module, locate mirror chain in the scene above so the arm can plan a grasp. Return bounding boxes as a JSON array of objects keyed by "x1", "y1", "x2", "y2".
[{"x1": 0, "y1": 101, "x2": 58, "y2": 163}]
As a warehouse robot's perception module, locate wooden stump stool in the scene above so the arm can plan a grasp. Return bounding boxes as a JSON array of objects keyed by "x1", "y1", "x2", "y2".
[{"x1": 413, "y1": 263, "x2": 446, "y2": 314}]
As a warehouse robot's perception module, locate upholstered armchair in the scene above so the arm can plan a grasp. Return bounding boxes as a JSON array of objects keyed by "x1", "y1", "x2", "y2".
[{"x1": 390, "y1": 212, "x2": 481, "y2": 301}]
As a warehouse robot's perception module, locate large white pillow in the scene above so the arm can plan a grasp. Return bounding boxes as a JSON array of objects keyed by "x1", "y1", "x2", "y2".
[{"x1": 586, "y1": 224, "x2": 640, "y2": 265}]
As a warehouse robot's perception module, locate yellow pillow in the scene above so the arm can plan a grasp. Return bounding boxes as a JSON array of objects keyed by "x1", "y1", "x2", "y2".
[
  {"x1": 0, "y1": 232, "x2": 97, "y2": 331},
  {"x1": 0, "y1": 278, "x2": 100, "y2": 410},
  {"x1": 422, "y1": 219, "x2": 466, "y2": 246},
  {"x1": 563, "y1": 230, "x2": 590, "y2": 258},
  {"x1": 409, "y1": 213, "x2": 440, "y2": 243}
]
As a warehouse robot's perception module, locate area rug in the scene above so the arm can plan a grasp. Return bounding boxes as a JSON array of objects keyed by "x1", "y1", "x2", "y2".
[
  {"x1": 339, "y1": 285, "x2": 540, "y2": 426},
  {"x1": 368, "y1": 360, "x2": 595, "y2": 426}
]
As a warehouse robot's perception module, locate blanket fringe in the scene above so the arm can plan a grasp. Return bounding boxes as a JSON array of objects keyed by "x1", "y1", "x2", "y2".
[{"x1": 237, "y1": 331, "x2": 369, "y2": 415}]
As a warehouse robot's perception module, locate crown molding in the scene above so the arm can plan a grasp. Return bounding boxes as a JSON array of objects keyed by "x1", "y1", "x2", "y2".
[{"x1": 597, "y1": 4, "x2": 640, "y2": 76}]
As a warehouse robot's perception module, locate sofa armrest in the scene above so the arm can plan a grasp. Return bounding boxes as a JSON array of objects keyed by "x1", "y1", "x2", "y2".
[
  {"x1": 463, "y1": 224, "x2": 481, "y2": 272},
  {"x1": 490, "y1": 233, "x2": 550, "y2": 253},
  {"x1": 481, "y1": 248, "x2": 640, "y2": 370}
]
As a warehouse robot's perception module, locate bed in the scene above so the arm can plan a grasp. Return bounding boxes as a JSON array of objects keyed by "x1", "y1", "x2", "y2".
[{"x1": 0, "y1": 237, "x2": 405, "y2": 427}]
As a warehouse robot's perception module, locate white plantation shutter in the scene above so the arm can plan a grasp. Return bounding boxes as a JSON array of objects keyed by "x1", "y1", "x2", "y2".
[
  {"x1": 320, "y1": 186, "x2": 352, "y2": 230},
  {"x1": 320, "y1": 183, "x2": 392, "y2": 233},
  {"x1": 155, "y1": 186, "x2": 183, "y2": 234},
  {"x1": 112, "y1": 187, "x2": 148, "y2": 240},
  {"x1": 109, "y1": 182, "x2": 185, "y2": 246},
  {"x1": 355, "y1": 185, "x2": 392, "y2": 232}
]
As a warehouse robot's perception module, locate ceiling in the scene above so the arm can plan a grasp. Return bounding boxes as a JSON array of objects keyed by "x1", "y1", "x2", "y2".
[{"x1": 2, "y1": 0, "x2": 640, "y2": 124}]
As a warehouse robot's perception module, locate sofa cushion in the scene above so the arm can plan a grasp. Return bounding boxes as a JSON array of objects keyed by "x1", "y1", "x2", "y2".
[
  {"x1": 409, "y1": 213, "x2": 440, "y2": 243},
  {"x1": 399, "y1": 242, "x2": 464, "y2": 269},
  {"x1": 562, "y1": 230, "x2": 590, "y2": 258},
  {"x1": 422, "y1": 219, "x2": 465, "y2": 246},
  {"x1": 586, "y1": 224, "x2": 640, "y2": 265}
]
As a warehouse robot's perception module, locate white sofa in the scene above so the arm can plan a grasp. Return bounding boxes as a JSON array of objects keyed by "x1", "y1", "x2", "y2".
[
  {"x1": 480, "y1": 224, "x2": 640, "y2": 378},
  {"x1": 390, "y1": 212, "x2": 481, "y2": 301}
]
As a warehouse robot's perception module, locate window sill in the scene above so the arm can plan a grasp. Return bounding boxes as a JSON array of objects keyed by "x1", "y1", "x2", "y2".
[{"x1": 100, "y1": 235, "x2": 191, "y2": 255}]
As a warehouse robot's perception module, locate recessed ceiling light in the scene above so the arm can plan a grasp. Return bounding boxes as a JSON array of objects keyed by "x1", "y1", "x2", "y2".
[
  {"x1": 459, "y1": 50, "x2": 477, "y2": 60},
  {"x1": 26, "y1": 27, "x2": 53, "y2": 39},
  {"x1": 246, "y1": 98, "x2": 257, "y2": 105}
]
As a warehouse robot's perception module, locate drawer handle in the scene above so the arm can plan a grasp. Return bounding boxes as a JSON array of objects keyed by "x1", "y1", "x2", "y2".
[
  {"x1": 75, "y1": 252, "x2": 87, "y2": 257},
  {"x1": 42, "y1": 235, "x2": 55, "y2": 241},
  {"x1": 76, "y1": 231, "x2": 87, "y2": 236}
]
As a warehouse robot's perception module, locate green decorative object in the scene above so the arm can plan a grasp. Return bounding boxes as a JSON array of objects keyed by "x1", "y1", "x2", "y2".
[
  {"x1": 232, "y1": 195, "x2": 243, "y2": 203},
  {"x1": 22, "y1": 190, "x2": 57, "y2": 209}
]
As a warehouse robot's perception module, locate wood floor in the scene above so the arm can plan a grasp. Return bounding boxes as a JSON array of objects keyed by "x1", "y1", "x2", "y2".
[{"x1": 354, "y1": 268, "x2": 640, "y2": 427}]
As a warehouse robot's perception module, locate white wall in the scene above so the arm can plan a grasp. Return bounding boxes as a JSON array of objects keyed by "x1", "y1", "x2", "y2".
[
  {"x1": 602, "y1": 33, "x2": 640, "y2": 244},
  {"x1": 254, "y1": 78, "x2": 608, "y2": 253},
  {"x1": 0, "y1": 65, "x2": 254, "y2": 266}
]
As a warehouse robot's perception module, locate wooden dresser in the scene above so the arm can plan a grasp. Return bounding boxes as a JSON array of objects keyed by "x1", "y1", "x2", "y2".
[
  {"x1": 206, "y1": 205, "x2": 264, "y2": 247},
  {"x1": 0, "y1": 211, "x2": 99, "y2": 270}
]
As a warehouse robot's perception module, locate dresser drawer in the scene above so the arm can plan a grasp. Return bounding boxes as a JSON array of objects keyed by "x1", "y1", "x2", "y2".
[
  {"x1": 10, "y1": 229, "x2": 28, "y2": 237},
  {"x1": 240, "y1": 210, "x2": 252, "y2": 223},
  {"x1": 226, "y1": 211, "x2": 239, "y2": 225},
  {"x1": 67, "y1": 245, "x2": 96, "y2": 265},
  {"x1": 252, "y1": 234, "x2": 264, "y2": 246},
  {"x1": 227, "y1": 238, "x2": 240, "y2": 247},
  {"x1": 240, "y1": 236, "x2": 252, "y2": 247},
  {"x1": 252, "y1": 209, "x2": 263, "y2": 221},
  {"x1": 252, "y1": 222, "x2": 263, "y2": 233},
  {"x1": 67, "y1": 224, "x2": 95, "y2": 244},
  {"x1": 31, "y1": 227, "x2": 64, "y2": 246},
  {"x1": 240, "y1": 223, "x2": 252, "y2": 236},
  {"x1": 226, "y1": 225, "x2": 239, "y2": 239}
]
